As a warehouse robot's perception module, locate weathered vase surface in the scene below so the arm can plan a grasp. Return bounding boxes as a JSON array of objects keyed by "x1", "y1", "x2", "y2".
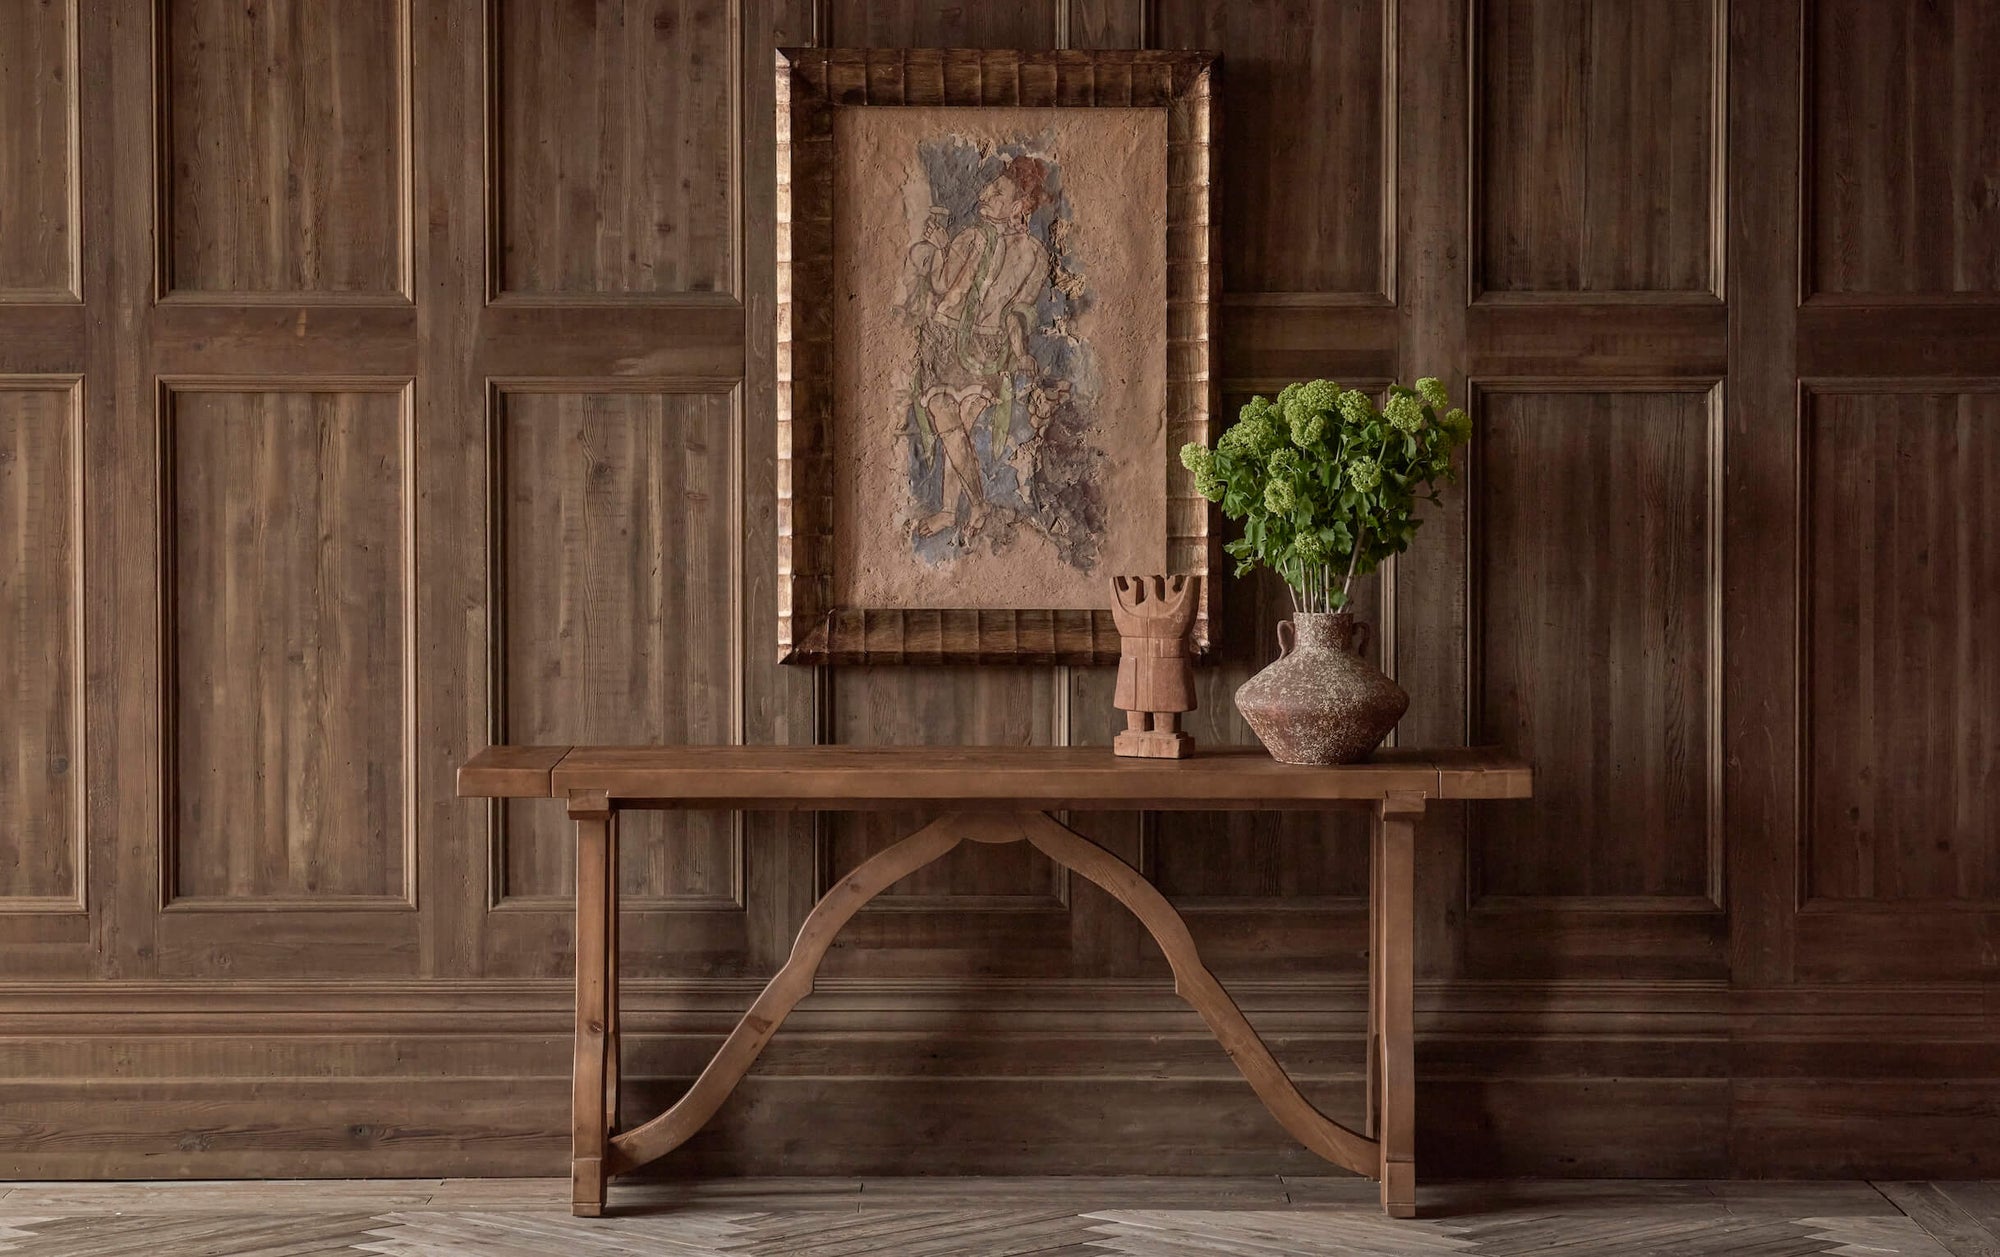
[{"x1": 1235, "y1": 612, "x2": 1409, "y2": 765}]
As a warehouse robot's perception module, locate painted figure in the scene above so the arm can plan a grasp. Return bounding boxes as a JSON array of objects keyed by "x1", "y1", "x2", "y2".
[{"x1": 896, "y1": 136, "x2": 1105, "y2": 570}]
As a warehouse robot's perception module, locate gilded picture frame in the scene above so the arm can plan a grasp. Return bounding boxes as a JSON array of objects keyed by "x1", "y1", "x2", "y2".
[{"x1": 775, "y1": 48, "x2": 1218, "y2": 665}]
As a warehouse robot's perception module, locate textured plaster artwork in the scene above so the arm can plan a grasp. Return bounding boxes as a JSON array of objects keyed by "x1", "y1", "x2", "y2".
[{"x1": 834, "y1": 107, "x2": 1168, "y2": 610}]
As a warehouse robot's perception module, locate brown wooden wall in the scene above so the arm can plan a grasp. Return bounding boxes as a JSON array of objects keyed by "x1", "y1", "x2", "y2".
[{"x1": 0, "y1": 0, "x2": 1995, "y2": 1179}]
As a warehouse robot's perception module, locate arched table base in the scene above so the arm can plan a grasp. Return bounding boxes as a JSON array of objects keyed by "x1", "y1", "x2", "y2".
[{"x1": 579, "y1": 807, "x2": 1415, "y2": 1214}]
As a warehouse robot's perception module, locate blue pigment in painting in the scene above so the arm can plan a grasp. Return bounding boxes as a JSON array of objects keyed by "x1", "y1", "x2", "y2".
[{"x1": 897, "y1": 132, "x2": 1106, "y2": 571}]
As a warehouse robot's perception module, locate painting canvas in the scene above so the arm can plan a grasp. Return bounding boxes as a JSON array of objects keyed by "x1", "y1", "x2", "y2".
[
  {"x1": 834, "y1": 108, "x2": 1167, "y2": 611},
  {"x1": 776, "y1": 50, "x2": 1217, "y2": 665}
]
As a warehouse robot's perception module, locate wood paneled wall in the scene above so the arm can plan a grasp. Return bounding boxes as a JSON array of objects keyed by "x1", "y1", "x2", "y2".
[{"x1": 0, "y1": 0, "x2": 1994, "y2": 1179}]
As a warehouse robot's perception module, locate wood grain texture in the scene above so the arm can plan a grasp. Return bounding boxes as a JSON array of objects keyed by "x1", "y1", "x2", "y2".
[
  {"x1": 492, "y1": 0, "x2": 734, "y2": 297},
  {"x1": 0, "y1": 382, "x2": 80, "y2": 905},
  {"x1": 494, "y1": 390, "x2": 737, "y2": 906},
  {"x1": 1469, "y1": 388, "x2": 1716, "y2": 903},
  {"x1": 479, "y1": 744, "x2": 1526, "y2": 807},
  {"x1": 1808, "y1": 0, "x2": 2000, "y2": 296},
  {"x1": 1157, "y1": 0, "x2": 1390, "y2": 297},
  {"x1": 1474, "y1": 0, "x2": 1719, "y2": 296},
  {"x1": 825, "y1": 0, "x2": 1059, "y2": 46},
  {"x1": 5, "y1": 0, "x2": 2000, "y2": 1184},
  {"x1": 166, "y1": 388, "x2": 411, "y2": 903},
  {"x1": 0, "y1": 0, "x2": 76, "y2": 297},
  {"x1": 162, "y1": 0, "x2": 407, "y2": 296},
  {"x1": 1804, "y1": 390, "x2": 2000, "y2": 902}
]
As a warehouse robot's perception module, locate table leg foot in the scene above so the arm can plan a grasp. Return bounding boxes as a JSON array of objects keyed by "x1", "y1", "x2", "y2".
[
  {"x1": 1381, "y1": 1160, "x2": 1415, "y2": 1218},
  {"x1": 572, "y1": 1156, "x2": 606, "y2": 1217}
]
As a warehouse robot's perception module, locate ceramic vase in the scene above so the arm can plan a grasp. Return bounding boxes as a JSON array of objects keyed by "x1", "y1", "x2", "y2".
[{"x1": 1234, "y1": 611, "x2": 1408, "y2": 765}]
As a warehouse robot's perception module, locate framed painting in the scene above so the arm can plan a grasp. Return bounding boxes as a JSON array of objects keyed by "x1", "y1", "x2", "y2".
[{"x1": 775, "y1": 48, "x2": 1218, "y2": 665}]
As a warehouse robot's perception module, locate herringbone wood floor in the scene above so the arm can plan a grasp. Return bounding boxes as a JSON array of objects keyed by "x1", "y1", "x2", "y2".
[{"x1": 0, "y1": 1178, "x2": 1993, "y2": 1256}]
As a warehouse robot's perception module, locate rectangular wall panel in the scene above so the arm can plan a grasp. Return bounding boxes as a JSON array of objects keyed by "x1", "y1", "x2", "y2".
[
  {"x1": 1470, "y1": 387, "x2": 1717, "y2": 902},
  {"x1": 166, "y1": 387, "x2": 412, "y2": 903},
  {"x1": 0, "y1": 382, "x2": 81, "y2": 907},
  {"x1": 1150, "y1": 811, "x2": 1369, "y2": 905},
  {"x1": 494, "y1": 389, "x2": 738, "y2": 906},
  {"x1": 1157, "y1": 0, "x2": 1389, "y2": 297},
  {"x1": 0, "y1": 0, "x2": 76, "y2": 298},
  {"x1": 1805, "y1": 390, "x2": 2000, "y2": 902},
  {"x1": 824, "y1": 0, "x2": 1057, "y2": 46},
  {"x1": 491, "y1": 0, "x2": 735, "y2": 298},
  {"x1": 1807, "y1": 0, "x2": 2000, "y2": 296},
  {"x1": 1475, "y1": 0, "x2": 1719, "y2": 296},
  {"x1": 161, "y1": 0, "x2": 407, "y2": 297}
]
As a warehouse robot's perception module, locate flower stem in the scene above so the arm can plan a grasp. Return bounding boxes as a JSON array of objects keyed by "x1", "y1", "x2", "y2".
[{"x1": 1338, "y1": 431, "x2": 1392, "y2": 608}]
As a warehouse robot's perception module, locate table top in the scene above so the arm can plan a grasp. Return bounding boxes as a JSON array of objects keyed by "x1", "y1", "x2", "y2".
[{"x1": 458, "y1": 745, "x2": 1531, "y2": 811}]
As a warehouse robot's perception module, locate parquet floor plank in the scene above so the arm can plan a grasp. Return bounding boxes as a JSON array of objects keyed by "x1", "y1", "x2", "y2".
[{"x1": 0, "y1": 1178, "x2": 1990, "y2": 1255}]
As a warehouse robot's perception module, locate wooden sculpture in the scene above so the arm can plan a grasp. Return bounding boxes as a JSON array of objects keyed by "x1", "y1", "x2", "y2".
[{"x1": 1110, "y1": 574, "x2": 1201, "y2": 758}]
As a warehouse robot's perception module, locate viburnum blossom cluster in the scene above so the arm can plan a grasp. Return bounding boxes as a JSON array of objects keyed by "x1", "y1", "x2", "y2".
[{"x1": 1179, "y1": 378, "x2": 1473, "y2": 613}]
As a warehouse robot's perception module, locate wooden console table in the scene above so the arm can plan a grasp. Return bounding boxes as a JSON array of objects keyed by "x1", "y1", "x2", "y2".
[{"x1": 458, "y1": 745, "x2": 1530, "y2": 1218}]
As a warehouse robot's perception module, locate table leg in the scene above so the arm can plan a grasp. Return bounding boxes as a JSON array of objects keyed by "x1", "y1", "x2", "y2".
[
  {"x1": 1374, "y1": 794, "x2": 1422, "y2": 1219},
  {"x1": 1366, "y1": 813, "x2": 1382, "y2": 1141},
  {"x1": 605, "y1": 812, "x2": 621, "y2": 1137},
  {"x1": 569, "y1": 795, "x2": 614, "y2": 1217}
]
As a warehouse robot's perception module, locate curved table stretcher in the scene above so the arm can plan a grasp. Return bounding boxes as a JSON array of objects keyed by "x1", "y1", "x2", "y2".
[{"x1": 457, "y1": 744, "x2": 1532, "y2": 1220}]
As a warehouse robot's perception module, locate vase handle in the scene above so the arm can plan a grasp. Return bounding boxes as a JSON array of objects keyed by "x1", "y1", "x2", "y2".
[
  {"x1": 1276, "y1": 620, "x2": 1295, "y2": 659},
  {"x1": 1352, "y1": 620, "x2": 1372, "y2": 658}
]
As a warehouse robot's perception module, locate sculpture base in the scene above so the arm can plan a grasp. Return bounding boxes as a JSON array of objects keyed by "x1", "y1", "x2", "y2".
[{"x1": 1114, "y1": 729, "x2": 1195, "y2": 759}]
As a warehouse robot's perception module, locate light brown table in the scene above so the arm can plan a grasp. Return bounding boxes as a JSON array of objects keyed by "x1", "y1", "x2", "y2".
[{"x1": 458, "y1": 745, "x2": 1532, "y2": 1218}]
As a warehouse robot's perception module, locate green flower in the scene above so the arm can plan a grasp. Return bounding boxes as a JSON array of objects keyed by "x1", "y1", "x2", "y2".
[
  {"x1": 1348, "y1": 457, "x2": 1382, "y2": 492},
  {"x1": 1385, "y1": 393, "x2": 1426, "y2": 433},
  {"x1": 1255, "y1": 414, "x2": 1288, "y2": 454},
  {"x1": 1216, "y1": 415, "x2": 1263, "y2": 456},
  {"x1": 1264, "y1": 478, "x2": 1298, "y2": 514},
  {"x1": 1179, "y1": 443, "x2": 1214, "y2": 475},
  {"x1": 1291, "y1": 409, "x2": 1328, "y2": 447},
  {"x1": 1294, "y1": 530, "x2": 1329, "y2": 565},
  {"x1": 1335, "y1": 389, "x2": 1374, "y2": 426},
  {"x1": 1416, "y1": 377, "x2": 1450, "y2": 409},
  {"x1": 1267, "y1": 446, "x2": 1302, "y2": 477},
  {"x1": 1195, "y1": 468, "x2": 1226, "y2": 502},
  {"x1": 1237, "y1": 395, "x2": 1281, "y2": 432},
  {"x1": 1282, "y1": 378, "x2": 1341, "y2": 426},
  {"x1": 1275, "y1": 383, "x2": 1301, "y2": 413},
  {"x1": 1441, "y1": 406, "x2": 1473, "y2": 444}
]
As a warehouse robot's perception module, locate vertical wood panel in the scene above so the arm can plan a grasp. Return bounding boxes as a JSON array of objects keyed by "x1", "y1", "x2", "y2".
[
  {"x1": 492, "y1": 0, "x2": 735, "y2": 298},
  {"x1": 1805, "y1": 390, "x2": 2000, "y2": 902},
  {"x1": 825, "y1": 0, "x2": 1058, "y2": 46},
  {"x1": 0, "y1": 0, "x2": 76, "y2": 297},
  {"x1": 167, "y1": 388, "x2": 410, "y2": 902},
  {"x1": 1156, "y1": 0, "x2": 1389, "y2": 296},
  {"x1": 1471, "y1": 388, "x2": 1715, "y2": 902},
  {"x1": 1807, "y1": 0, "x2": 2000, "y2": 295},
  {"x1": 161, "y1": 0, "x2": 407, "y2": 296},
  {"x1": 1720, "y1": 0, "x2": 1801, "y2": 990},
  {"x1": 1475, "y1": 0, "x2": 1718, "y2": 295},
  {"x1": 0, "y1": 383, "x2": 80, "y2": 905},
  {"x1": 495, "y1": 389, "x2": 738, "y2": 905}
]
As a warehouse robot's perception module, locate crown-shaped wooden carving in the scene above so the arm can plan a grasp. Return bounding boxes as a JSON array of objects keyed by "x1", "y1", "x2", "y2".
[{"x1": 1109, "y1": 574, "x2": 1201, "y2": 759}]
